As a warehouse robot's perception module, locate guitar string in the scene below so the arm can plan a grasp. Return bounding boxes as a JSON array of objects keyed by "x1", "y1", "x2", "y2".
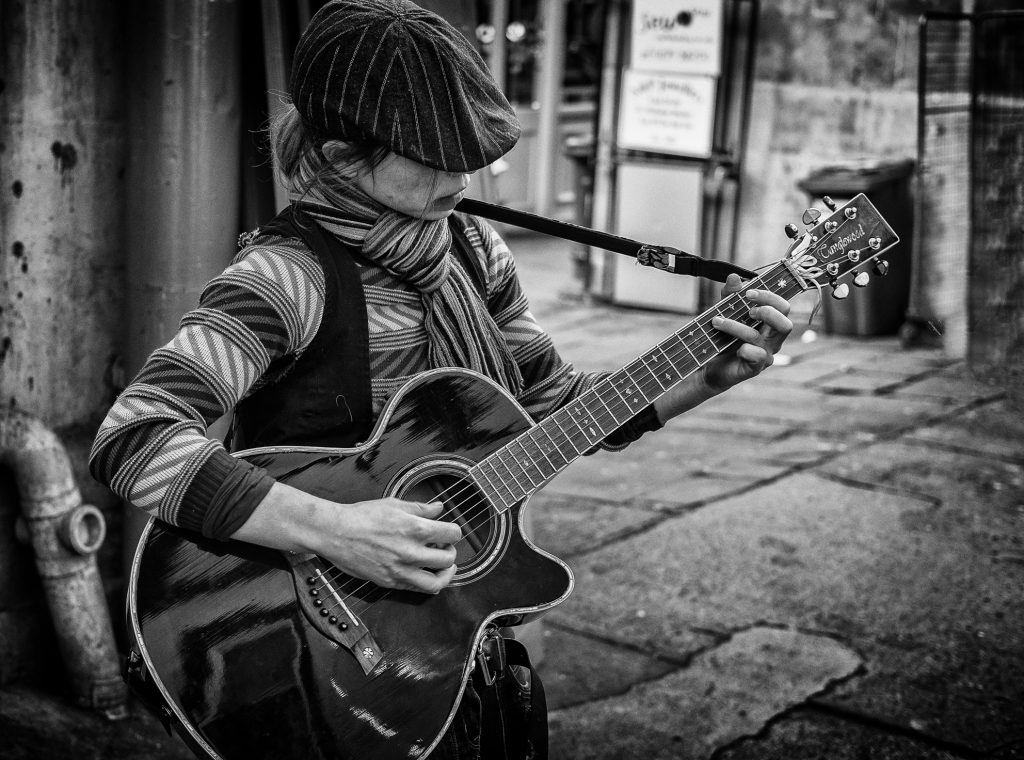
[
  {"x1": 404, "y1": 215, "x2": 883, "y2": 551},
  {"x1": 308, "y1": 268, "x2": 798, "y2": 614},
  {"x1": 308, "y1": 213, "x2": 878, "y2": 618},
  {"x1": 307, "y1": 253, "x2": 815, "y2": 613},
  {"x1": 305, "y1": 276, "x2": 773, "y2": 615}
]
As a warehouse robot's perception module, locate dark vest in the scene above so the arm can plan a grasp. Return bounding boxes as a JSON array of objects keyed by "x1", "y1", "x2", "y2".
[{"x1": 230, "y1": 205, "x2": 485, "y2": 451}]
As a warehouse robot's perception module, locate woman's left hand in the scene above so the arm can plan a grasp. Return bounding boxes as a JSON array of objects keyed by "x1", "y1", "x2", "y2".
[{"x1": 702, "y1": 273, "x2": 793, "y2": 393}]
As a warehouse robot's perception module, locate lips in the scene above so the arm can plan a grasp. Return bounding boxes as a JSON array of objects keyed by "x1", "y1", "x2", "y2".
[{"x1": 438, "y1": 189, "x2": 464, "y2": 206}]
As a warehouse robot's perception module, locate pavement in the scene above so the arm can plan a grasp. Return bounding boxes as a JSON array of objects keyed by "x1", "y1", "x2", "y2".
[{"x1": 2, "y1": 232, "x2": 1022, "y2": 759}]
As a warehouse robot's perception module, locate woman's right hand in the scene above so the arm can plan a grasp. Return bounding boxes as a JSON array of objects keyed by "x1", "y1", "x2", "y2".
[{"x1": 232, "y1": 482, "x2": 464, "y2": 594}]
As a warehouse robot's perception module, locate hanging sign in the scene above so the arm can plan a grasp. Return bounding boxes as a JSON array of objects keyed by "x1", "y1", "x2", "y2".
[
  {"x1": 617, "y1": 69, "x2": 715, "y2": 157},
  {"x1": 630, "y1": 0, "x2": 723, "y2": 75}
]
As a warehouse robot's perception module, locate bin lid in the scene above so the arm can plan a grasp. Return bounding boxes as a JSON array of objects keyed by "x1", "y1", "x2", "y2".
[{"x1": 798, "y1": 158, "x2": 915, "y2": 195}]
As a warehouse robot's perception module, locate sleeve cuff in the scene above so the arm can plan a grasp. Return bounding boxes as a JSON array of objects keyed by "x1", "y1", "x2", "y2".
[
  {"x1": 601, "y1": 403, "x2": 663, "y2": 451},
  {"x1": 179, "y1": 447, "x2": 276, "y2": 540}
]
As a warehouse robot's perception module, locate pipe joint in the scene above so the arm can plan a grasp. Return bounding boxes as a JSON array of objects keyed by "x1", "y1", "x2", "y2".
[{"x1": 59, "y1": 504, "x2": 107, "y2": 556}]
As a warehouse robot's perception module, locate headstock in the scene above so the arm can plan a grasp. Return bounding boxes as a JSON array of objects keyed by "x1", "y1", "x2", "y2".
[{"x1": 781, "y1": 193, "x2": 900, "y2": 300}]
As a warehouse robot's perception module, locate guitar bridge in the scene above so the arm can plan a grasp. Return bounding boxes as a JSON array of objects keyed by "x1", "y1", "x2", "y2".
[{"x1": 288, "y1": 556, "x2": 383, "y2": 675}]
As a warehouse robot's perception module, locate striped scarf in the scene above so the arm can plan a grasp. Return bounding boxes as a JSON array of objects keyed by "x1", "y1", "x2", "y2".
[{"x1": 292, "y1": 165, "x2": 523, "y2": 395}]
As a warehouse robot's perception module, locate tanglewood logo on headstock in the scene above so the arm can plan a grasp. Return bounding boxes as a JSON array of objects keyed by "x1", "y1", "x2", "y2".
[{"x1": 822, "y1": 223, "x2": 866, "y2": 261}]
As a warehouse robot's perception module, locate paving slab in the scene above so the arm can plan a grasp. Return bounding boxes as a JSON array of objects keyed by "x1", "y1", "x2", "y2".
[
  {"x1": 903, "y1": 397, "x2": 1024, "y2": 463},
  {"x1": 810, "y1": 367, "x2": 913, "y2": 396},
  {"x1": 528, "y1": 492, "x2": 667, "y2": 558},
  {"x1": 548, "y1": 626, "x2": 861, "y2": 760},
  {"x1": 543, "y1": 426, "x2": 793, "y2": 507},
  {"x1": 536, "y1": 625, "x2": 679, "y2": 710},
  {"x1": 686, "y1": 379, "x2": 958, "y2": 443},
  {"x1": 548, "y1": 463, "x2": 1024, "y2": 754},
  {"x1": 667, "y1": 412, "x2": 801, "y2": 441},
  {"x1": 717, "y1": 708, "x2": 967, "y2": 760},
  {"x1": 759, "y1": 356, "x2": 855, "y2": 386},
  {"x1": 817, "y1": 635, "x2": 1024, "y2": 754},
  {"x1": 889, "y1": 364, "x2": 1009, "y2": 404},
  {"x1": 551, "y1": 473, "x2": 935, "y2": 656},
  {"x1": 858, "y1": 347, "x2": 958, "y2": 375},
  {"x1": 0, "y1": 687, "x2": 191, "y2": 760}
]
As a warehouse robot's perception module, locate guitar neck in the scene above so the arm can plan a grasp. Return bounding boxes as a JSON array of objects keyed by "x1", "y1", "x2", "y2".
[{"x1": 471, "y1": 260, "x2": 803, "y2": 510}]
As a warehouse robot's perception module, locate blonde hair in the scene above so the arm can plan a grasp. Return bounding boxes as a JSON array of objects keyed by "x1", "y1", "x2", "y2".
[{"x1": 269, "y1": 103, "x2": 388, "y2": 197}]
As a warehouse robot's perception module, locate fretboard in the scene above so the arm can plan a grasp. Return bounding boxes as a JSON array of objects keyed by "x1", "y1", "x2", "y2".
[{"x1": 470, "y1": 260, "x2": 804, "y2": 510}]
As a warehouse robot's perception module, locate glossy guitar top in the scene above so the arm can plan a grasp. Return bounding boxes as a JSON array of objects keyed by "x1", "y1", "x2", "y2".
[{"x1": 129, "y1": 369, "x2": 574, "y2": 760}]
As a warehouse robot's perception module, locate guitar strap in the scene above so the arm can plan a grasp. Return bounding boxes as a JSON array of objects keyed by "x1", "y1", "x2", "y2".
[
  {"x1": 456, "y1": 196, "x2": 756, "y2": 283},
  {"x1": 473, "y1": 632, "x2": 549, "y2": 759}
]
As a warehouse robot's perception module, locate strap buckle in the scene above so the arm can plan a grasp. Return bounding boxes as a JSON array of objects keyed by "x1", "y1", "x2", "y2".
[{"x1": 476, "y1": 628, "x2": 507, "y2": 687}]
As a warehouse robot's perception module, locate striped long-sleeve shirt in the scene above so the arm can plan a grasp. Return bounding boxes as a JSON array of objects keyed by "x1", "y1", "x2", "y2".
[{"x1": 90, "y1": 215, "x2": 657, "y2": 538}]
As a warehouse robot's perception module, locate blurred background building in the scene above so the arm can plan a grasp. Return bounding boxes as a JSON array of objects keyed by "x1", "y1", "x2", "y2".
[{"x1": 1, "y1": 0, "x2": 1021, "y2": 718}]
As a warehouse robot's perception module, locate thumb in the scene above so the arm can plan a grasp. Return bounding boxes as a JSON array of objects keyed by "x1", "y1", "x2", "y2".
[{"x1": 412, "y1": 500, "x2": 445, "y2": 519}]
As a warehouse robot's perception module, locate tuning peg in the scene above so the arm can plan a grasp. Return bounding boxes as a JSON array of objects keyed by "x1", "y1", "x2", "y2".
[
  {"x1": 873, "y1": 259, "x2": 890, "y2": 276},
  {"x1": 784, "y1": 223, "x2": 800, "y2": 239},
  {"x1": 853, "y1": 271, "x2": 870, "y2": 288},
  {"x1": 822, "y1": 196, "x2": 837, "y2": 211},
  {"x1": 802, "y1": 208, "x2": 822, "y2": 226},
  {"x1": 844, "y1": 207, "x2": 858, "y2": 219},
  {"x1": 831, "y1": 282, "x2": 850, "y2": 300}
]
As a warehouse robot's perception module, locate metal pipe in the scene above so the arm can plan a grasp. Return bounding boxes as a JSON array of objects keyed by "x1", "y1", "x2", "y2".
[
  {"x1": 534, "y1": 0, "x2": 567, "y2": 217},
  {"x1": 1, "y1": 410, "x2": 127, "y2": 720}
]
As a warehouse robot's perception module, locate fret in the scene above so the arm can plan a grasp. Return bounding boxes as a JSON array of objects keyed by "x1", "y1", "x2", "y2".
[
  {"x1": 620, "y1": 359, "x2": 659, "y2": 403},
  {"x1": 637, "y1": 354, "x2": 669, "y2": 392},
  {"x1": 732, "y1": 293, "x2": 753, "y2": 318},
  {"x1": 687, "y1": 321, "x2": 721, "y2": 362},
  {"x1": 546, "y1": 411, "x2": 588, "y2": 459},
  {"x1": 567, "y1": 402, "x2": 602, "y2": 445},
  {"x1": 605, "y1": 378, "x2": 634, "y2": 415},
  {"x1": 612, "y1": 374, "x2": 650, "y2": 414},
  {"x1": 665, "y1": 330, "x2": 703, "y2": 367},
  {"x1": 673, "y1": 328, "x2": 705, "y2": 364},
  {"x1": 473, "y1": 459, "x2": 515, "y2": 510},
  {"x1": 492, "y1": 448, "x2": 530, "y2": 502},
  {"x1": 652, "y1": 343, "x2": 684, "y2": 386},
  {"x1": 526, "y1": 428, "x2": 558, "y2": 472},
  {"x1": 724, "y1": 292, "x2": 755, "y2": 322},
  {"x1": 534, "y1": 423, "x2": 570, "y2": 469},
  {"x1": 467, "y1": 257, "x2": 823, "y2": 510},
  {"x1": 511, "y1": 437, "x2": 548, "y2": 486},
  {"x1": 590, "y1": 385, "x2": 622, "y2": 430}
]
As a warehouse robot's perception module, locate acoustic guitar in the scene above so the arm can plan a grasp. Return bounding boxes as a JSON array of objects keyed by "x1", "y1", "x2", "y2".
[{"x1": 126, "y1": 194, "x2": 898, "y2": 759}]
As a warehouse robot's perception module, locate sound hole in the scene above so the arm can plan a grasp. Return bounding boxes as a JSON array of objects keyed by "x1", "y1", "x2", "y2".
[{"x1": 398, "y1": 467, "x2": 505, "y2": 579}]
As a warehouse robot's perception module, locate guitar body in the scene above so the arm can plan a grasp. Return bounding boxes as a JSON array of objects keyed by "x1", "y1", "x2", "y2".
[{"x1": 128, "y1": 369, "x2": 574, "y2": 760}]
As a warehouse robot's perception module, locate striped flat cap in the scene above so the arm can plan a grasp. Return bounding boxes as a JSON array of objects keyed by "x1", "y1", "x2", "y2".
[{"x1": 290, "y1": 0, "x2": 521, "y2": 173}]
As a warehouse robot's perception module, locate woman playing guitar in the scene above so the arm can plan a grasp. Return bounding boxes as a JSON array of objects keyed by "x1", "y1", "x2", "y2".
[{"x1": 91, "y1": 2, "x2": 793, "y2": 758}]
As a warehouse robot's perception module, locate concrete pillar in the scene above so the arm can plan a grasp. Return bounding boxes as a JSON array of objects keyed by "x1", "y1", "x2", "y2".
[
  {"x1": 121, "y1": 1, "x2": 241, "y2": 570},
  {"x1": 0, "y1": 0, "x2": 125, "y2": 692},
  {"x1": 123, "y1": 1, "x2": 241, "y2": 376},
  {"x1": 0, "y1": 0, "x2": 126, "y2": 427}
]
